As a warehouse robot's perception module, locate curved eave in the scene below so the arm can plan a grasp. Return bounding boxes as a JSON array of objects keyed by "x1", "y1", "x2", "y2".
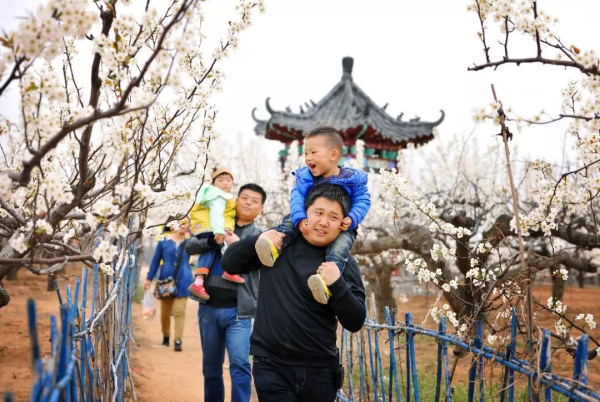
[{"x1": 255, "y1": 79, "x2": 444, "y2": 145}]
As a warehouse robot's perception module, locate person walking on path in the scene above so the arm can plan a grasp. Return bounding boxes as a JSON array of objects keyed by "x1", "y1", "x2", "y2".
[
  {"x1": 193, "y1": 183, "x2": 267, "y2": 402},
  {"x1": 144, "y1": 218, "x2": 193, "y2": 352}
]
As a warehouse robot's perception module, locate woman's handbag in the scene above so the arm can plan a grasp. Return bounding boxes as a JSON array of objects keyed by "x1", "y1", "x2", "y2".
[{"x1": 153, "y1": 241, "x2": 187, "y2": 300}]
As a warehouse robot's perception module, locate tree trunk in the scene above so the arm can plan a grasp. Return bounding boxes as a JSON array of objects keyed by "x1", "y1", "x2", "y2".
[
  {"x1": 362, "y1": 263, "x2": 396, "y2": 323},
  {"x1": 47, "y1": 275, "x2": 56, "y2": 291},
  {"x1": 577, "y1": 270, "x2": 585, "y2": 289},
  {"x1": 552, "y1": 267, "x2": 566, "y2": 301},
  {"x1": 0, "y1": 281, "x2": 9, "y2": 308},
  {"x1": 6, "y1": 267, "x2": 18, "y2": 281}
]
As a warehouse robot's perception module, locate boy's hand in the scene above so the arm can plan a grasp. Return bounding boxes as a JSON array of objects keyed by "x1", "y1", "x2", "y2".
[
  {"x1": 341, "y1": 217, "x2": 352, "y2": 231},
  {"x1": 299, "y1": 219, "x2": 309, "y2": 235},
  {"x1": 214, "y1": 234, "x2": 224, "y2": 244},
  {"x1": 144, "y1": 280, "x2": 152, "y2": 291},
  {"x1": 317, "y1": 262, "x2": 341, "y2": 286}
]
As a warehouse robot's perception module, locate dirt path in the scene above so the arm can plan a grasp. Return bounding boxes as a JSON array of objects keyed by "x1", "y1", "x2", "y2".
[{"x1": 131, "y1": 276, "x2": 241, "y2": 402}]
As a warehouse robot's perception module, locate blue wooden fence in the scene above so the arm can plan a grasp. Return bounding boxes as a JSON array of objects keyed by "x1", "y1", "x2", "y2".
[
  {"x1": 4, "y1": 247, "x2": 600, "y2": 401},
  {"x1": 336, "y1": 303, "x2": 600, "y2": 402},
  {"x1": 3, "y1": 238, "x2": 140, "y2": 402}
]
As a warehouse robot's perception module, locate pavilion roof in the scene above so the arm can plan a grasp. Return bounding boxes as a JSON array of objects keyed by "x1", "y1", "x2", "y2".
[{"x1": 252, "y1": 57, "x2": 444, "y2": 148}]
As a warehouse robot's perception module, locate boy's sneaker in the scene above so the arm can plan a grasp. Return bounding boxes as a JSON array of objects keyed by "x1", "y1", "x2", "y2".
[
  {"x1": 188, "y1": 283, "x2": 210, "y2": 300},
  {"x1": 255, "y1": 237, "x2": 279, "y2": 267},
  {"x1": 307, "y1": 274, "x2": 332, "y2": 305},
  {"x1": 174, "y1": 340, "x2": 182, "y2": 352},
  {"x1": 222, "y1": 272, "x2": 245, "y2": 284},
  {"x1": 162, "y1": 336, "x2": 170, "y2": 347}
]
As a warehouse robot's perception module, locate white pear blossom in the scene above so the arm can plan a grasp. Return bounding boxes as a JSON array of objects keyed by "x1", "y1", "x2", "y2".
[{"x1": 117, "y1": 224, "x2": 129, "y2": 238}]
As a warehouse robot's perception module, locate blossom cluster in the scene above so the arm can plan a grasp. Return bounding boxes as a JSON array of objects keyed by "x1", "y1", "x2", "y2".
[
  {"x1": 0, "y1": 0, "x2": 264, "y2": 273},
  {"x1": 430, "y1": 303, "x2": 460, "y2": 328},
  {"x1": 574, "y1": 313, "x2": 597, "y2": 330}
]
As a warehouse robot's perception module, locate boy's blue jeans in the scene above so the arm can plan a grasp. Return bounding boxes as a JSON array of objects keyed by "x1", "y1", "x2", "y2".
[{"x1": 275, "y1": 214, "x2": 357, "y2": 273}]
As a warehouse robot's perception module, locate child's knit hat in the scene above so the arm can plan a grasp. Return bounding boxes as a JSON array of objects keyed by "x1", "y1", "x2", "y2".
[{"x1": 211, "y1": 166, "x2": 233, "y2": 181}]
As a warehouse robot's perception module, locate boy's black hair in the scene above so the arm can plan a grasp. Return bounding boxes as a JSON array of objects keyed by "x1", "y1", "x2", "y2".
[
  {"x1": 304, "y1": 126, "x2": 344, "y2": 155},
  {"x1": 238, "y1": 183, "x2": 267, "y2": 205},
  {"x1": 304, "y1": 183, "x2": 350, "y2": 216}
]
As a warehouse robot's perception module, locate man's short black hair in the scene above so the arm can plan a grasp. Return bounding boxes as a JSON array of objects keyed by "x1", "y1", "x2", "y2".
[
  {"x1": 238, "y1": 183, "x2": 267, "y2": 205},
  {"x1": 304, "y1": 126, "x2": 344, "y2": 154},
  {"x1": 304, "y1": 183, "x2": 350, "y2": 216}
]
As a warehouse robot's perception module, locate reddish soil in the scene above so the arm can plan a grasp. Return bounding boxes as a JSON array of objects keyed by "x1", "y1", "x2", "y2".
[
  {"x1": 0, "y1": 270, "x2": 61, "y2": 401},
  {"x1": 131, "y1": 294, "x2": 219, "y2": 401}
]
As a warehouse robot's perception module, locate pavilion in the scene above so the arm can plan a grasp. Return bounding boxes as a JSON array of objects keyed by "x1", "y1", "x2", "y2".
[{"x1": 252, "y1": 57, "x2": 444, "y2": 171}]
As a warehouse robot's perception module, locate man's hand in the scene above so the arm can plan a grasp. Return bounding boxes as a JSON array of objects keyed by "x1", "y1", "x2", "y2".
[
  {"x1": 144, "y1": 279, "x2": 152, "y2": 291},
  {"x1": 299, "y1": 218, "x2": 309, "y2": 235},
  {"x1": 224, "y1": 229, "x2": 240, "y2": 244},
  {"x1": 341, "y1": 217, "x2": 352, "y2": 231},
  {"x1": 214, "y1": 234, "x2": 224, "y2": 244},
  {"x1": 317, "y1": 262, "x2": 341, "y2": 286},
  {"x1": 258, "y1": 229, "x2": 285, "y2": 249}
]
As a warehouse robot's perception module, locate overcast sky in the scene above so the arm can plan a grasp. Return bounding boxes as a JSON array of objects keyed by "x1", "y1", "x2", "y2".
[{"x1": 2, "y1": 0, "x2": 599, "y2": 168}]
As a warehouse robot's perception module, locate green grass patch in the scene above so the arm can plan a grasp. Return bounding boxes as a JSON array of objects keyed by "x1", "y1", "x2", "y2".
[{"x1": 341, "y1": 358, "x2": 573, "y2": 401}]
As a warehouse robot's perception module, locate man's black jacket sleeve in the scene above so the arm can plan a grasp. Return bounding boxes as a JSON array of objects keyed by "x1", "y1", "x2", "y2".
[
  {"x1": 328, "y1": 256, "x2": 366, "y2": 333},
  {"x1": 221, "y1": 233, "x2": 262, "y2": 275}
]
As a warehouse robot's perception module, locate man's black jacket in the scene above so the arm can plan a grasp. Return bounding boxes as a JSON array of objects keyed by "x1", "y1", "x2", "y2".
[{"x1": 222, "y1": 233, "x2": 366, "y2": 367}]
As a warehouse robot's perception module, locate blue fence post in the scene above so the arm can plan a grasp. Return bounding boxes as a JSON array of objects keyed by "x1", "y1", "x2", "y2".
[
  {"x1": 500, "y1": 309, "x2": 517, "y2": 402},
  {"x1": 3, "y1": 393, "x2": 13, "y2": 402},
  {"x1": 51, "y1": 304, "x2": 71, "y2": 402},
  {"x1": 435, "y1": 317, "x2": 452, "y2": 402},
  {"x1": 356, "y1": 326, "x2": 367, "y2": 399},
  {"x1": 540, "y1": 330, "x2": 552, "y2": 402},
  {"x1": 406, "y1": 313, "x2": 420, "y2": 402},
  {"x1": 476, "y1": 321, "x2": 484, "y2": 402},
  {"x1": 442, "y1": 318, "x2": 452, "y2": 402},
  {"x1": 366, "y1": 302, "x2": 379, "y2": 402},
  {"x1": 80, "y1": 267, "x2": 90, "y2": 402},
  {"x1": 385, "y1": 307, "x2": 401, "y2": 402},
  {"x1": 467, "y1": 319, "x2": 479, "y2": 402},
  {"x1": 570, "y1": 334, "x2": 589, "y2": 402},
  {"x1": 55, "y1": 280, "x2": 64, "y2": 306},
  {"x1": 435, "y1": 317, "x2": 443, "y2": 402},
  {"x1": 343, "y1": 330, "x2": 355, "y2": 400},
  {"x1": 372, "y1": 303, "x2": 386, "y2": 401}
]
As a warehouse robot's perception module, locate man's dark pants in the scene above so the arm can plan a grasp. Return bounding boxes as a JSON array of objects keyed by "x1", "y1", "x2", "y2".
[{"x1": 252, "y1": 356, "x2": 337, "y2": 402}]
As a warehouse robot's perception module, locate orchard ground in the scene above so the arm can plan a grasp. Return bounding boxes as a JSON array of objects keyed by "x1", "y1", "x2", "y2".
[{"x1": 0, "y1": 268, "x2": 599, "y2": 401}]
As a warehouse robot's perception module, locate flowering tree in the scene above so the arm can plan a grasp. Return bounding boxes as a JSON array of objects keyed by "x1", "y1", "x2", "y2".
[
  {"x1": 238, "y1": 1, "x2": 600, "y2": 362},
  {"x1": 377, "y1": 0, "x2": 600, "y2": 360},
  {"x1": 0, "y1": 0, "x2": 264, "y2": 307}
]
